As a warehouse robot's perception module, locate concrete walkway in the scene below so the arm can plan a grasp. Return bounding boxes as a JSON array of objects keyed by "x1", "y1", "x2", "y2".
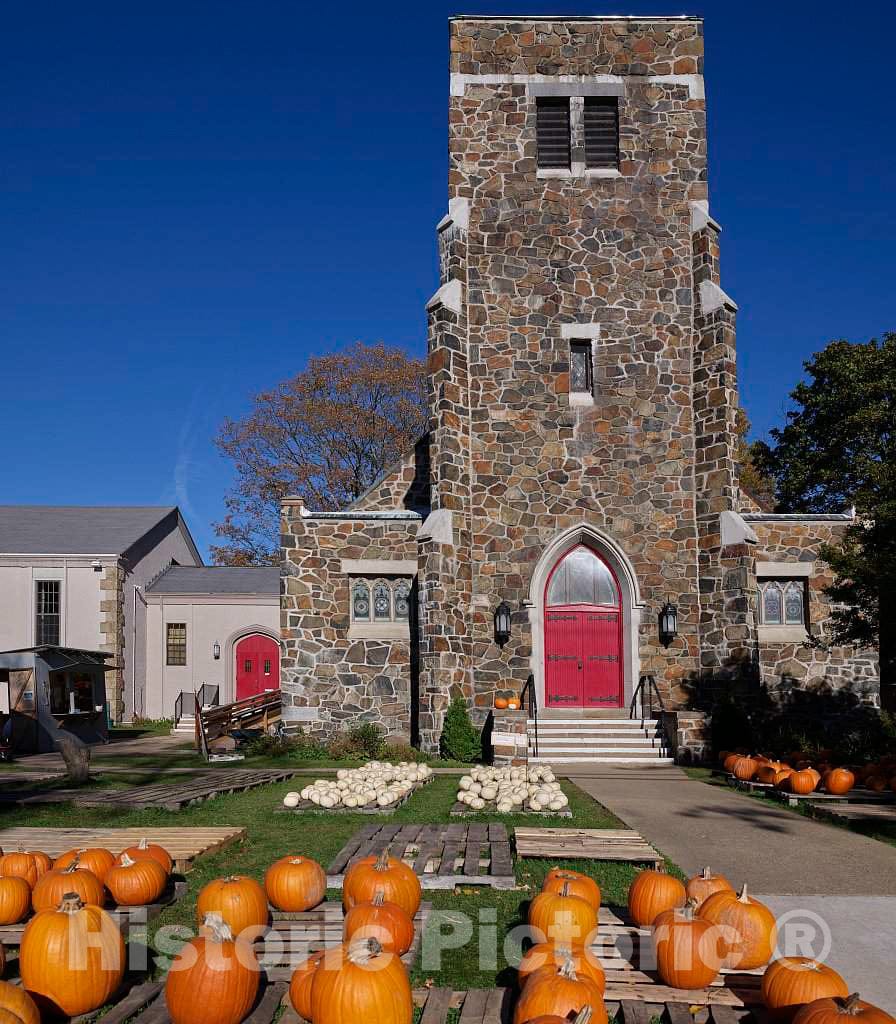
[{"x1": 570, "y1": 766, "x2": 896, "y2": 1011}]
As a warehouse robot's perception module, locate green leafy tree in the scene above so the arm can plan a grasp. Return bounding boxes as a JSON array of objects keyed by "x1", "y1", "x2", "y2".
[{"x1": 755, "y1": 334, "x2": 896, "y2": 705}]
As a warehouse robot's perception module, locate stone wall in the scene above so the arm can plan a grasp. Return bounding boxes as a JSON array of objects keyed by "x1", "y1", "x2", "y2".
[
  {"x1": 661, "y1": 709, "x2": 709, "y2": 765},
  {"x1": 347, "y1": 435, "x2": 431, "y2": 514},
  {"x1": 99, "y1": 562, "x2": 125, "y2": 720},
  {"x1": 280, "y1": 498, "x2": 421, "y2": 741},
  {"x1": 489, "y1": 708, "x2": 529, "y2": 765},
  {"x1": 748, "y1": 516, "x2": 878, "y2": 703}
]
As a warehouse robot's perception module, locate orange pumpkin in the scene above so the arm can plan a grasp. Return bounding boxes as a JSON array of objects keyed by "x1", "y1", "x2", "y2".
[
  {"x1": 196, "y1": 875, "x2": 269, "y2": 938},
  {"x1": 757, "y1": 766, "x2": 781, "y2": 785},
  {"x1": 20, "y1": 893, "x2": 125, "y2": 1017},
  {"x1": 788, "y1": 770, "x2": 819, "y2": 796},
  {"x1": 495, "y1": 696, "x2": 509, "y2": 710},
  {"x1": 513, "y1": 959, "x2": 607, "y2": 1024},
  {"x1": 792, "y1": 993, "x2": 895, "y2": 1024},
  {"x1": 824, "y1": 769, "x2": 855, "y2": 796},
  {"x1": 733, "y1": 757, "x2": 760, "y2": 781},
  {"x1": 310, "y1": 938, "x2": 413, "y2": 1024},
  {"x1": 542, "y1": 868, "x2": 601, "y2": 911},
  {"x1": 627, "y1": 868, "x2": 686, "y2": 927},
  {"x1": 507, "y1": 700, "x2": 520, "y2": 710},
  {"x1": 24, "y1": 852, "x2": 52, "y2": 881},
  {"x1": 265, "y1": 855, "x2": 326, "y2": 912},
  {"x1": 120, "y1": 839, "x2": 173, "y2": 875},
  {"x1": 865, "y1": 776, "x2": 888, "y2": 793},
  {"x1": 289, "y1": 950, "x2": 326, "y2": 1020},
  {"x1": 654, "y1": 903, "x2": 724, "y2": 989},
  {"x1": 106, "y1": 853, "x2": 168, "y2": 906},
  {"x1": 0, "y1": 982, "x2": 40, "y2": 1024},
  {"x1": 518, "y1": 942, "x2": 606, "y2": 992},
  {"x1": 31, "y1": 861, "x2": 105, "y2": 912},
  {"x1": 528, "y1": 882, "x2": 598, "y2": 946},
  {"x1": 343, "y1": 889, "x2": 415, "y2": 955},
  {"x1": 343, "y1": 851, "x2": 421, "y2": 918},
  {"x1": 165, "y1": 913, "x2": 260, "y2": 1024},
  {"x1": 762, "y1": 958, "x2": 849, "y2": 1022},
  {"x1": 54, "y1": 847, "x2": 116, "y2": 883},
  {"x1": 0, "y1": 876, "x2": 31, "y2": 925},
  {"x1": 699, "y1": 883, "x2": 776, "y2": 970},
  {"x1": 0, "y1": 853, "x2": 38, "y2": 889},
  {"x1": 685, "y1": 866, "x2": 733, "y2": 910},
  {"x1": 723, "y1": 754, "x2": 742, "y2": 773}
]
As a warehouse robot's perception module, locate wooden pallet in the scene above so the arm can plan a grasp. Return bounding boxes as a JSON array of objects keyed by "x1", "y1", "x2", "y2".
[
  {"x1": 257, "y1": 900, "x2": 431, "y2": 979},
  {"x1": 77, "y1": 980, "x2": 761, "y2": 1024},
  {"x1": 409, "y1": 989, "x2": 761, "y2": 1024},
  {"x1": 724, "y1": 775, "x2": 895, "y2": 808},
  {"x1": 591, "y1": 906, "x2": 762, "y2": 1006},
  {"x1": 0, "y1": 880, "x2": 188, "y2": 946},
  {"x1": 451, "y1": 802, "x2": 572, "y2": 818},
  {"x1": 277, "y1": 776, "x2": 433, "y2": 815},
  {"x1": 808, "y1": 801, "x2": 896, "y2": 826},
  {"x1": 326, "y1": 822, "x2": 516, "y2": 890},
  {"x1": 0, "y1": 826, "x2": 245, "y2": 873},
  {"x1": 46, "y1": 769, "x2": 302, "y2": 810},
  {"x1": 514, "y1": 828, "x2": 663, "y2": 868}
]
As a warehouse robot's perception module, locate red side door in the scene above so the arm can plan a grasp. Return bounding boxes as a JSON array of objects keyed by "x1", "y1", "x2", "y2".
[
  {"x1": 544, "y1": 610, "x2": 584, "y2": 708},
  {"x1": 235, "y1": 635, "x2": 280, "y2": 701},
  {"x1": 582, "y1": 610, "x2": 623, "y2": 708}
]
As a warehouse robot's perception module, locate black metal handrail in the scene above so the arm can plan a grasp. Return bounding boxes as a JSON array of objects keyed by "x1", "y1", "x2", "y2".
[
  {"x1": 520, "y1": 673, "x2": 538, "y2": 758},
  {"x1": 173, "y1": 690, "x2": 192, "y2": 725},
  {"x1": 630, "y1": 673, "x2": 665, "y2": 723}
]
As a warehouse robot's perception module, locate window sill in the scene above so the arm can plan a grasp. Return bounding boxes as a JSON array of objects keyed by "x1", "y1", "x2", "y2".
[
  {"x1": 758, "y1": 625, "x2": 810, "y2": 644},
  {"x1": 347, "y1": 623, "x2": 410, "y2": 641},
  {"x1": 537, "y1": 165, "x2": 621, "y2": 180},
  {"x1": 568, "y1": 392, "x2": 596, "y2": 407}
]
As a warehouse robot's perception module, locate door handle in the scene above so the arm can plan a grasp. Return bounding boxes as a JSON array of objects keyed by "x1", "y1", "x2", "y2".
[{"x1": 578, "y1": 659, "x2": 582, "y2": 670}]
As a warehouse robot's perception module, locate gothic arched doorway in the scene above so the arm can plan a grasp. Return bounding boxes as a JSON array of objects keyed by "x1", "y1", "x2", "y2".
[{"x1": 544, "y1": 544, "x2": 624, "y2": 708}]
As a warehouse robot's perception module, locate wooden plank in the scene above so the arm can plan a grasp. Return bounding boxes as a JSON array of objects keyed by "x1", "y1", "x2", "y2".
[
  {"x1": 458, "y1": 989, "x2": 490, "y2": 1024},
  {"x1": 90, "y1": 981, "x2": 163, "y2": 1024},
  {"x1": 620, "y1": 1000, "x2": 652, "y2": 1024},
  {"x1": 326, "y1": 823, "x2": 379, "y2": 874},
  {"x1": 419, "y1": 988, "x2": 455, "y2": 1024}
]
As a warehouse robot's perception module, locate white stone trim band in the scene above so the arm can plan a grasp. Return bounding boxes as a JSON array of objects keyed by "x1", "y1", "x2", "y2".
[
  {"x1": 756, "y1": 561, "x2": 814, "y2": 577},
  {"x1": 426, "y1": 278, "x2": 463, "y2": 314},
  {"x1": 560, "y1": 323, "x2": 601, "y2": 339},
  {"x1": 450, "y1": 72, "x2": 704, "y2": 100},
  {"x1": 341, "y1": 559, "x2": 418, "y2": 576}
]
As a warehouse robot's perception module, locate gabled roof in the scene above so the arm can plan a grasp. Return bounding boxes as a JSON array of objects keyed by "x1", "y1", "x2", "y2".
[
  {"x1": 145, "y1": 565, "x2": 279, "y2": 596},
  {"x1": 0, "y1": 506, "x2": 198, "y2": 559}
]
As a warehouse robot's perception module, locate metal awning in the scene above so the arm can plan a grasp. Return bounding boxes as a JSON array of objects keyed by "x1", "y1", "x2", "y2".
[{"x1": 0, "y1": 646, "x2": 118, "y2": 671}]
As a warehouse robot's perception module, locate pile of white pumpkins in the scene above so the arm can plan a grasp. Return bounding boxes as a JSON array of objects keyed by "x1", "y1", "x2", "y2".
[
  {"x1": 456, "y1": 764, "x2": 568, "y2": 813},
  {"x1": 282, "y1": 761, "x2": 432, "y2": 810}
]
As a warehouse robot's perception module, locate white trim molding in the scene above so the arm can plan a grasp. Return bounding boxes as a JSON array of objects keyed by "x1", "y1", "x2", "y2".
[
  {"x1": 426, "y1": 278, "x2": 463, "y2": 315},
  {"x1": 757, "y1": 561, "x2": 814, "y2": 578},
  {"x1": 450, "y1": 72, "x2": 704, "y2": 100},
  {"x1": 340, "y1": 559, "x2": 417, "y2": 576}
]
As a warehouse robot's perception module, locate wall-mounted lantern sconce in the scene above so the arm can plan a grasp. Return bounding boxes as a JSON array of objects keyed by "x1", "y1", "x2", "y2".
[
  {"x1": 494, "y1": 600, "x2": 513, "y2": 647},
  {"x1": 658, "y1": 601, "x2": 678, "y2": 649},
  {"x1": 212, "y1": 641, "x2": 221, "y2": 661}
]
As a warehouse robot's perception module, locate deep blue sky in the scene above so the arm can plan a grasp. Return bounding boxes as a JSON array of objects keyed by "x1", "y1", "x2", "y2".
[{"x1": 3, "y1": 2, "x2": 893, "y2": 558}]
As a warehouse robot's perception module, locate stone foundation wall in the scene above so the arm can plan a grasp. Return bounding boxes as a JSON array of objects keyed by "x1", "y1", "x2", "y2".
[
  {"x1": 280, "y1": 499, "x2": 421, "y2": 741},
  {"x1": 661, "y1": 709, "x2": 709, "y2": 764},
  {"x1": 748, "y1": 518, "x2": 878, "y2": 703}
]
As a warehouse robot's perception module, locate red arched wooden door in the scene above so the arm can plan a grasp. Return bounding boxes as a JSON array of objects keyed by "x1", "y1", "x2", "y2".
[
  {"x1": 544, "y1": 545, "x2": 623, "y2": 708},
  {"x1": 235, "y1": 634, "x2": 280, "y2": 701}
]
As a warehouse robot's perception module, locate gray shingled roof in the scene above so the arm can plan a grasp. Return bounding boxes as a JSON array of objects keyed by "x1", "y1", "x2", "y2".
[
  {"x1": 146, "y1": 566, "x2": 279, "y2": 595},
  {"x1": 0, "y1": 506, "x2": 179, "y2": 555}
]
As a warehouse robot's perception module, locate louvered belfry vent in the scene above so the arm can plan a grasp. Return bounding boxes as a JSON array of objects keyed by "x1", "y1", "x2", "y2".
[
  {"x1": 536, "y1": 97, "x2": 571, "y2": 169},
  {"x1": 584, "y1": 97, "x2": 619, "y2": 169}
]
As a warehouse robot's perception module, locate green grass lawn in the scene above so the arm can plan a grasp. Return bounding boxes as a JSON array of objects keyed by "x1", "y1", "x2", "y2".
[{"x1": 0, "y1": 773, "x2": 679, "y2": 990}]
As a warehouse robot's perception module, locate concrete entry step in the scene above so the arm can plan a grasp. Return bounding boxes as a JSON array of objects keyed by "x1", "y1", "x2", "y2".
[
  {"x1": 531, "y1": 755, "x2": 676, "y2": 765},
  {"x1": 530, "y1": 718, "x2": 659, "y2": 728}
]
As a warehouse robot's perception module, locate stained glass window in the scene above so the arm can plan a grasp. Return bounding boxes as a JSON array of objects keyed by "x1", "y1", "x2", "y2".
[
  {"x1": 759, "y1": 579, "x2": 807, "y2": 627},
  {"x1": 394, "y1": 580, "x2": 411, "y2": 620},
  {"x1": 547, "y1": 545, "x2": 619, "y2": 607},
  {"x1": 350, "y1": 577, "x2": 413, "y2": 625},
  {"x1": 352, "y1": 580, "x2": 371, "y2": 621}
]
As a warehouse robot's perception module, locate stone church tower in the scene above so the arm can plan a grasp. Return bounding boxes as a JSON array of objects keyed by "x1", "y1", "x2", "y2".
[{"x1": 280, "y1": 17, "x2": 877, "y2": 762}]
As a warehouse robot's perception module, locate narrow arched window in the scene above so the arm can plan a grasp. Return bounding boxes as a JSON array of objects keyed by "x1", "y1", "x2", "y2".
[
  {"x1": 760, "y1": 581, "x2": 783, "y2": 624},
  {"x1": 784, "y1": 582, "x2": 805, "y2": 626},
  {"x1": 394, "y1": 579, "x2": 411, "y2": 621},
  {"x1": 352, "y1": 580, "x2": 371, "y2": 621},
  {"x1": 373, "y1": 580, "x2": 392, "y2": 621}
]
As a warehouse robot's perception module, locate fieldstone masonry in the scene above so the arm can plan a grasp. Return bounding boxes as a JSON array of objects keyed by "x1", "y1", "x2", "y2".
[{"x1": 279, "y1": 16, "x2": 879, "y2": 754}]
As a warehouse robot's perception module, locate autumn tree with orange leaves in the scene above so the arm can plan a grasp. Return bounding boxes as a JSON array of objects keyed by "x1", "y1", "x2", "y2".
[{"x1": 212, "y1": 342, "x2": 427, "y2": 565}]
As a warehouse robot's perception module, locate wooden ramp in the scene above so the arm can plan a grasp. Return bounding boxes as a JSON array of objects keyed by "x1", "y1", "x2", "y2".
[
  {"x1": 514, "y1": 827, "x2": 663, "y2": 868},
  {"x1": 0, "y1": 825, "x2": 245, "y2": 872},
  {"x1": 326, "y1": 822, "x2": 516, "y2": 890}
]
